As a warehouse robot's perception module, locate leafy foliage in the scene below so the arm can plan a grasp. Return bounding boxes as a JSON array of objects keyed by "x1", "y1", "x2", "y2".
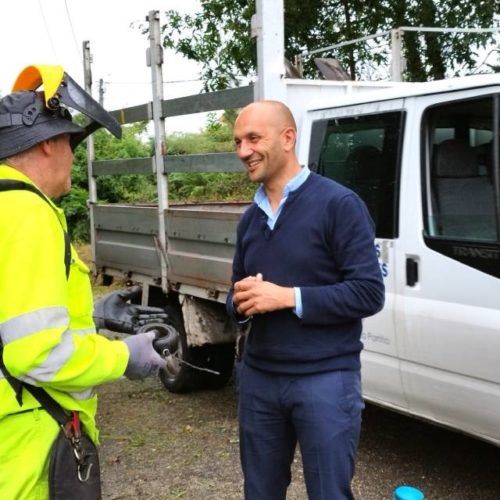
[
  {"x1": 161, "y1": 0, "x2": 498, "y2": 86},
  {"x1": 163, "y1": 2, "x2": 256, "y2": 91},
  {"x1": 166, "y1": 113, "x2": 254, "y2": 203}
]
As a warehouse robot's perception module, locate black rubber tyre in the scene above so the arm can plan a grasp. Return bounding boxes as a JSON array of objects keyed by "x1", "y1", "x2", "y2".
[{"x1": 158, "y1": 304, "x2": 199, "y2": 393}]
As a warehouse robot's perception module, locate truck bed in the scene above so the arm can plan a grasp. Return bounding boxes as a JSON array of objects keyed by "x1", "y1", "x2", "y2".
[{"x1": 93, "y1": 202, "x2": 249, "y2": 292}]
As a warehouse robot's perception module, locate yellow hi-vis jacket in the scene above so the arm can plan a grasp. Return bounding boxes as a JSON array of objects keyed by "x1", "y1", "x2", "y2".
[{"x1": 0, "y1": 164, "x2": 129, "y2": 443}]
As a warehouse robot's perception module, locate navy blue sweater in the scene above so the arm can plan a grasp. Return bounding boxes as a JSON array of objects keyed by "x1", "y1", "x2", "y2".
[{"x1": 228, "y1": 172, "x2": 385, "y2": 374}]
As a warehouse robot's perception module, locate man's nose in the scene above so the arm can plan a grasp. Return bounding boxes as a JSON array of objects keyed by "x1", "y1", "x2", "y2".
[{"x1": 237, "y1": 140, "x2": 253, "y2": 160}]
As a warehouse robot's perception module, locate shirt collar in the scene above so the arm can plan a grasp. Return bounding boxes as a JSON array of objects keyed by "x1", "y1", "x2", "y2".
[{"x1": 254, "y1": 166, "x2": 311, "y2": 204}]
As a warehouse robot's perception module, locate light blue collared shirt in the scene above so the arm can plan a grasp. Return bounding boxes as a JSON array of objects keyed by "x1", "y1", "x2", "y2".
[
  {"x1": 254, "y1": 166, "x2": 310, "y2": 317},
  {"x1": 254, "y1": 165, "x2": 311, "y2": 230}
]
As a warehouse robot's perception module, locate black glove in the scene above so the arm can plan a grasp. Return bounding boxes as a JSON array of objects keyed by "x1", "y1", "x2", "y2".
[{"x1": 93, "y1": 286, "x2": 168, "y2": 334}]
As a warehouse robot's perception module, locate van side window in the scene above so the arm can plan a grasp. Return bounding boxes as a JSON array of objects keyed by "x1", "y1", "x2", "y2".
[
  {"x1": 425, "y1": 98, "x2": 498, "y2": 243},
  {"x1": 423, "y1": 96, "x2": 500, "y2": 279},
  {"x1": 312, "y1": 112, "x2": 403, "y2": 239}
]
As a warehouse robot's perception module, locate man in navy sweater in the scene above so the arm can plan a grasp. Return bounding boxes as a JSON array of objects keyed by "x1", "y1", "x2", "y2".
[{"x1": 228, "y1": 100, "x2": 385, "y2": 499}]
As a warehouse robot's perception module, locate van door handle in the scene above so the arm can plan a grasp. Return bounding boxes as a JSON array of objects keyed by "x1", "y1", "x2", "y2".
[{"x1": 406, "y1": 257, "x2": 419, "y2": 286}]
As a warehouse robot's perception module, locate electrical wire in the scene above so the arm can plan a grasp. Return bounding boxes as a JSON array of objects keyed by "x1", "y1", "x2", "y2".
[
  {"x1": 104, "y1": 78, "x2": 202, "y2": 85},
  {"x1": 470, "y1": 47, "x2": 500, "y2": 74},
  {"x1": 63, "y1": 0, "x2": 82, "y2": 59},
  {"x1": 38, "y1": 0, "x2": 58, "y2": 59}
]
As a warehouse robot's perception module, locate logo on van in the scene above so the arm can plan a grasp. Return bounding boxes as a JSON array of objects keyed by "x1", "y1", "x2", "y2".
[
  {"x1": 375, "y1": 243, "x2": 389, "y2": 277},
  {"x1": 452, "y1": 246, "x2": 500, "y2": 260},
  {"x1": 361, "y1": 331, "x2": 391, "y2": 345}
]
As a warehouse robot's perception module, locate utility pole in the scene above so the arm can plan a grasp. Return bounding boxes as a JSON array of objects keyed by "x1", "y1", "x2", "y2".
[
  {"x1": 390, "y1": 29, "x2": 405, "y2": 82},
  {"x1": 82, "y1": 40, "x2": 98, "y2": 270},
  {"x1": 98, "y1": 78, "x2": 104, "y2": 106},
  {"x1": 147, "y1": 10, "x2": 169, "y2": 290},
  {"x1": 253, "y1": 0, "x2": 287, "y2": 101}
]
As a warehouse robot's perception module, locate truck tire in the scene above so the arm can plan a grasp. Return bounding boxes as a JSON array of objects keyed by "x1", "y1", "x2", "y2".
[{"x1": 158, "y1": 304, "x2": 235, "y2": 393}]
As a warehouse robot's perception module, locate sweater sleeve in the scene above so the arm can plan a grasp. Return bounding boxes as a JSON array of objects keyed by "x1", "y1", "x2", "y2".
[
  {"x1": 300, "y1": 193, "x2": 385, "y2": 326},
  {"x1": 226, "y1": 210, "x2": 251, "y2": 322}
]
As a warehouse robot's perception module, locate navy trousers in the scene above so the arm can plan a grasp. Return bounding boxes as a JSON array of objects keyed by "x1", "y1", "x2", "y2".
[{"x1": 238, "y1": 363, "x2": 364, "y2": 500}]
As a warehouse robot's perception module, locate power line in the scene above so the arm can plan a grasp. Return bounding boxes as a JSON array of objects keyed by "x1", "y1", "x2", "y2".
[
  {"x1": 38, "y1": 0, "x2": 58, "y2": 59},
  {"x1": 104, "y1": 78, "x2": 202, "y2": 85},
  {"x1": 470, "y1": 48, "x2": 500, "y2": 74},
  {"x1": 63, "y1": 0, "x2": 82, "y2": 59}
]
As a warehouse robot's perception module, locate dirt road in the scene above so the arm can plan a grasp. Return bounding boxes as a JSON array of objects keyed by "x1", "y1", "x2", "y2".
[{"x1": 96, "y1": 373, "x2": 500, "y2": 500}]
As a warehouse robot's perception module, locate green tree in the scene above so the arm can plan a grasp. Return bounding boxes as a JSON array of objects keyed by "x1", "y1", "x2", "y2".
[{"x1": 161, "y1": 0, "x2": 498, "y2": 86}]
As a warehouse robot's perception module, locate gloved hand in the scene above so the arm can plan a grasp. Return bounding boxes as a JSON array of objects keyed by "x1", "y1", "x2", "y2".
[
  {"x1": 93, "y1": 286, "x2": 168, "y2": 334},
  {"x1": 123, "y1": 331, "x2": 167, "y2": 379}
]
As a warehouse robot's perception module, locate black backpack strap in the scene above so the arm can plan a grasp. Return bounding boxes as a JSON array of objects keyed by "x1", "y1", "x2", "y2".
[
  {"x1": 0, "y1": 180, "x2": 71, "y2": 279},
  {"x1": 0, "y1": 345, "x2": 68, "y2": 423},
  {"x1": 23, "y1": 383, "x2": 69, "y2": 426}
]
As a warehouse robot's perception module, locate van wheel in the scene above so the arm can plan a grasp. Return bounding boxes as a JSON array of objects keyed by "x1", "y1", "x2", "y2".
[{"x1": 158, "y1": 305, "x2": 235, "y2": 393}]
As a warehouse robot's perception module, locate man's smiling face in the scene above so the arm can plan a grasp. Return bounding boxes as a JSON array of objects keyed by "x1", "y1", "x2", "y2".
[{"x1": 233, "y1": 104, "x2": 287, "y2": 185}]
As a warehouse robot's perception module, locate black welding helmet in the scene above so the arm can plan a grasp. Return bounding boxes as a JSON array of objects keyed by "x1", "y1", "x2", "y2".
[{"x1": 0, "y1": 65, "x2": 121, "y2": 158}]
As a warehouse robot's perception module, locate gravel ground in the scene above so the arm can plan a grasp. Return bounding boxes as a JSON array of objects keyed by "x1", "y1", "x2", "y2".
[{"x1": 96, "y1": 373, "x2": 500, "y2": 500}]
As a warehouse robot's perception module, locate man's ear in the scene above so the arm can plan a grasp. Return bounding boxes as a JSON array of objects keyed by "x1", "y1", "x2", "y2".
[
  {"x1": 282, "y1": 127, "x2": 297, "y2": 152},
  {"x1": 37, "y1": 139, "x2": 53, "y2": 157}
]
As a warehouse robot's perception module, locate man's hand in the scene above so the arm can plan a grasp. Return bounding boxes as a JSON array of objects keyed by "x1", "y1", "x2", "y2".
[
  {"x1": 233, "y1": 273, "x2": 295, "y2": 317},
  {"x1": 93, "y1": 286, "x2": 167, "y2": 334},
  {"x1": 123, "y1": 331, "x2": 167, "y2": 379}
]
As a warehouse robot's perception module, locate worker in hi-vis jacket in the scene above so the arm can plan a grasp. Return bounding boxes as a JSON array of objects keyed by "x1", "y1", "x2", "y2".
[{"x1": 0, "y1": 65, "x2": 166, "y2": 499}]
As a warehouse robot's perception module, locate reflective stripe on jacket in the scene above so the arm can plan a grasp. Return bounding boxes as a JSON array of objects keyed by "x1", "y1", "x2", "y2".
[{"x1": 0, "y1": 164, "x2": 129, "y2": 442}]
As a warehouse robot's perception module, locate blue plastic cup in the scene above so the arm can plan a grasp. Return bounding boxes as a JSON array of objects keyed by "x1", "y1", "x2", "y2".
[{"x1": 393, "y1": 485, "x2": 424, "y2": 500}]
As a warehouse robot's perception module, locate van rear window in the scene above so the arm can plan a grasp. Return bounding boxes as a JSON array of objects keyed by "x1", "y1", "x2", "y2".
[
  {"x1": 311, "y1": 111, "x2": 404, "y2": 239},
  {"x1": 425, "y1": 97, "x2": 499, "y2": 243}
]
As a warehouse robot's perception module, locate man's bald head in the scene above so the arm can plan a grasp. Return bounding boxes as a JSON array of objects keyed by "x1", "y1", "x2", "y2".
[
  {"x1": 233, "y1": 100, "x2": 301, "y2": 188},
  {"x1": 236, "y1": 100, "x2": 297, "y2": 131}
]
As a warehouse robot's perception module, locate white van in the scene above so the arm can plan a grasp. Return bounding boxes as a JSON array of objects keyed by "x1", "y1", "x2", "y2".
[{"x1": 299, "y1": 73, "x2": 500, "y2": 445}]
